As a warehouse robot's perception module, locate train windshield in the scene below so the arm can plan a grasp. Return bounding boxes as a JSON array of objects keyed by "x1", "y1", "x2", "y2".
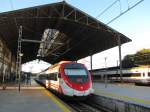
[
  {"x1": 64, "y1": 63, "x2": 88, "y2": 83},
  {"x1": 64, "y1": 69, "x2": 87, "y2": 76}
]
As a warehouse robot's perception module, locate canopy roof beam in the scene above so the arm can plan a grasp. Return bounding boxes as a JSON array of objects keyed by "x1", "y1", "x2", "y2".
[{"x1": 0, "y1": 1, "x2": 131, "y2": 64}]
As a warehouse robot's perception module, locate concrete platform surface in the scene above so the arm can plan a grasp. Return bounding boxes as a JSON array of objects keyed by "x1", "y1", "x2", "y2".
[
  {"x1": 0, "y1": 86, "x2": 71, "y2": 112},
  {"x1": 0, "y1": 78, "x2": 40, "y2": 88},
  {"x1": 93, "y1": 82, "x2": 150, "y2": 108}
]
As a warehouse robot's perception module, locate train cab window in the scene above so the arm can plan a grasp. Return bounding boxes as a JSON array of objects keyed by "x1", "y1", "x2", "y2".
[
  {"x1": 64, "y1": 69, "x2": 87, "y2": 76},
  {"x1": 64, "y1": 69, "x2": 88, "y2": 83},
  {"x1": 64, "y1": 63, "x2": 89, "y2": 83},
  {"x1": 64, "y1": 63, "x2": 88, "y2": 76},
  {"x1": 64, "y1": 68, "x2": 88, "y2": 83}
]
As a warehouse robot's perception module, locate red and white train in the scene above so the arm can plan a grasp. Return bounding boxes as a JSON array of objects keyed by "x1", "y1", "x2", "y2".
[{"x1": 37, "y1": 61, "x2": 94, "y2": 97}]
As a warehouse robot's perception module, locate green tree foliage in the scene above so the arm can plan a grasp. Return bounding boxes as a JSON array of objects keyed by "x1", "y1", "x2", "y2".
[
  {"x1": 122, "y1": 48, "x2": 150, "y2": 67},
  {"x1": 134, "y1": 48, "x2": 150, "y2": 65},
  {"x1": 122, "y1": 54, "x2": 135, "y2": 68}
]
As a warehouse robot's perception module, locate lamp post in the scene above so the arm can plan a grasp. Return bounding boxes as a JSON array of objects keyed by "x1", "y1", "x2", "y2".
[
  {"x1": 18, "y1": 53, "x2": 23, "y2": 92},
  {"x1": 118, "y1": 35, "x2": 123, "y2": 83}
]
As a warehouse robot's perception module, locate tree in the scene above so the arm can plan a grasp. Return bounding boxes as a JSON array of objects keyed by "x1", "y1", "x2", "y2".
[
  {"x1": 134, "y1": 48, "x2": 150, "y2": 65},
  {"x1": 122, "y1": 54, "x2": 135, "y2": 68},
  {"x1": 122, "y1": 48, "x2": 150, "y2": 67}
]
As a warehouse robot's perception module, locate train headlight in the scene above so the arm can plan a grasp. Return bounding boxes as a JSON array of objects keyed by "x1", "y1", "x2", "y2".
[{"x1": 45, "y1": 80, "x2": 49, "y2": 88}]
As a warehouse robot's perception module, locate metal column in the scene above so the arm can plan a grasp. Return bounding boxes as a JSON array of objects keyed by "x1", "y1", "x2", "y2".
[
  {"x1": 118, "y1": 35, "x2": 123, "y2": 83},
  {"x1": 90, "y1": 55, "x2": 93, "y2": 70},
  {"x1": 15, "y1": 26, "x2": 49, "y2": 92},
  {"x1": 16, "y1": 26, "x2": 22, "y2": 92},
  {"x1": 2, "y1": 46, "x2": 5, "y2": 89},
  {"x1": 104, "y1": 57, "x2": 107, "y2": 88}
]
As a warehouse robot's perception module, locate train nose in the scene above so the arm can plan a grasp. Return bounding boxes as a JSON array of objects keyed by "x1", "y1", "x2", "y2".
[{"x1": 74, "y1": 90, "x2": 85, "y2": 96}]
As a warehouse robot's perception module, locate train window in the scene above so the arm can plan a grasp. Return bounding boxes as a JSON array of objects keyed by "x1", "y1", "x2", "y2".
[
  {"x1": 64, "y1": 69, "x2": 87, "y2": 76},
  {"x1": 39, "y1": 75, "x2": 47, "y2": 79},
  {"x1": 64, "y1": 63, "x2": 89, "y2": 83},
  {"x1": 53, "y1": 73, "x2": 57, "y2": 81},
  {"x1": 48, "y1": 73, "x2": 58, "y2": 81},
  {"x1": 131, "y1": 73, "x2": 141, "y2": 77},
  {"x1": 64, "y1": 63, "x2": 84, "y2": 69},
  {"x1": 122, "y1": 74, "x2": 132, "y2": 77},
  {"x1": 148, "y1": 73, "x2": 150, "y2": 77},
  {"x1": 65, "y1": 69, "x2": 88, "y2": 83},
  {"x1": 143, "y1": 73, "x2": 145, "y2": 77}
]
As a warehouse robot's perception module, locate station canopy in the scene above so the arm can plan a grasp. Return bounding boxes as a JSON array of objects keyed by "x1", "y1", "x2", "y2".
[{"x1": 0, "y1": 1, "x2": 131, "y2": 64}]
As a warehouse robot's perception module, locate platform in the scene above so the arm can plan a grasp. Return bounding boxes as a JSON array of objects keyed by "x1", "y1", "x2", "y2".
[
  {"x1": 93, "y1": 82, "x2": 150, "y2": 108},
  {"x1": 0, "y1": 79, "x2": 71, "y2": 112}
]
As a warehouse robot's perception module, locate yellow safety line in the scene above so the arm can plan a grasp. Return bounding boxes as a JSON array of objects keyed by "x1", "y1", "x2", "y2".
[
  {"x1": 43, "y1": 89, "x2": 71, "y2": 112},
  {"x1": 95, "y1": 89, "x2": 150, "y2": 105}
]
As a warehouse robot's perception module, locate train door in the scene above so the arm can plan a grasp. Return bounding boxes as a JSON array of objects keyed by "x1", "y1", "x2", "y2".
[{"x1": 141, "y1": 72, "x2": 147, "y2": 79}]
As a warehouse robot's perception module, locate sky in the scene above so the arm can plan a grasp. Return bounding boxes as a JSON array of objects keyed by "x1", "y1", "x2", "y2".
[{"x1": 0, "y1": 0, "x2": 149, "y2": 72}]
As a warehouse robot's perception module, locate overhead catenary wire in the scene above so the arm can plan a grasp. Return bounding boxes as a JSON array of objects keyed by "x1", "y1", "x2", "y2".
[
  {"x1": 95, "y1": 0, "x2": 144, "y2": 81},
  {"x1": 96, "y1": 0, "x2": 119, "y2": 18},
  {"x1": 2, "y1": 0, "x2": 144, "y2": 65},
  {"x1": 107, "y1": 0, "x2": 144, "y2": 24},
  {"x1": 96, "y1": 0, "x2": 144, "y2": 25},
  {"x1": 9, "y1": 0, "x2": 19, "y2": 33}
]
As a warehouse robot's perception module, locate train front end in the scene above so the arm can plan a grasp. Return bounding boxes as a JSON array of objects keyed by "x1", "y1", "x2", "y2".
[{"x1": 59, "y1": 62, "x2": 94, "y2": 97}]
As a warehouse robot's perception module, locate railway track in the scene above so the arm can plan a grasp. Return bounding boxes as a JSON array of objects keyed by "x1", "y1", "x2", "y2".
[
  {"x1": 67, "y1": 101, "x2": 100, "y2": 112},
  {"x1": 58, "y1": 95, "x2": 112, "y2": 112},
  {"x1": 36, "y1": 80, "x2": 112, "y2": 112},
  {"x1": 66, "y1": 100, "x2": 111, "y2": 112}
]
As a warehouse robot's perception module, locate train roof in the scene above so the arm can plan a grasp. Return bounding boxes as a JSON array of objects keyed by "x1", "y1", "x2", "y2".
[
  {"x1": 0, "y1": 1, "x2": 131, "y2": 64},
  {"x1": 90, "y1": 65, "x2": 150, "y2": 72}
]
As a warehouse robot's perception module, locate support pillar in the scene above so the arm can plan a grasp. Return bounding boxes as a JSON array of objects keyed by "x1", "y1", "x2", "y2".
[
  {"x1": 16, "y1": 25, "x2": 22, "y2": 92},
  {"x1": 104, "y1": 57, "x2": 107, "y2": 88},
  {"x1": 90, "y1": 55, "x2": 93, "y2": 70},
  {"x1": 118, "y1": 35, "x2": 123, "y2": 83},
  {"x1": 2, "y1": 46, "x2": 5, "y2": 89}
]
